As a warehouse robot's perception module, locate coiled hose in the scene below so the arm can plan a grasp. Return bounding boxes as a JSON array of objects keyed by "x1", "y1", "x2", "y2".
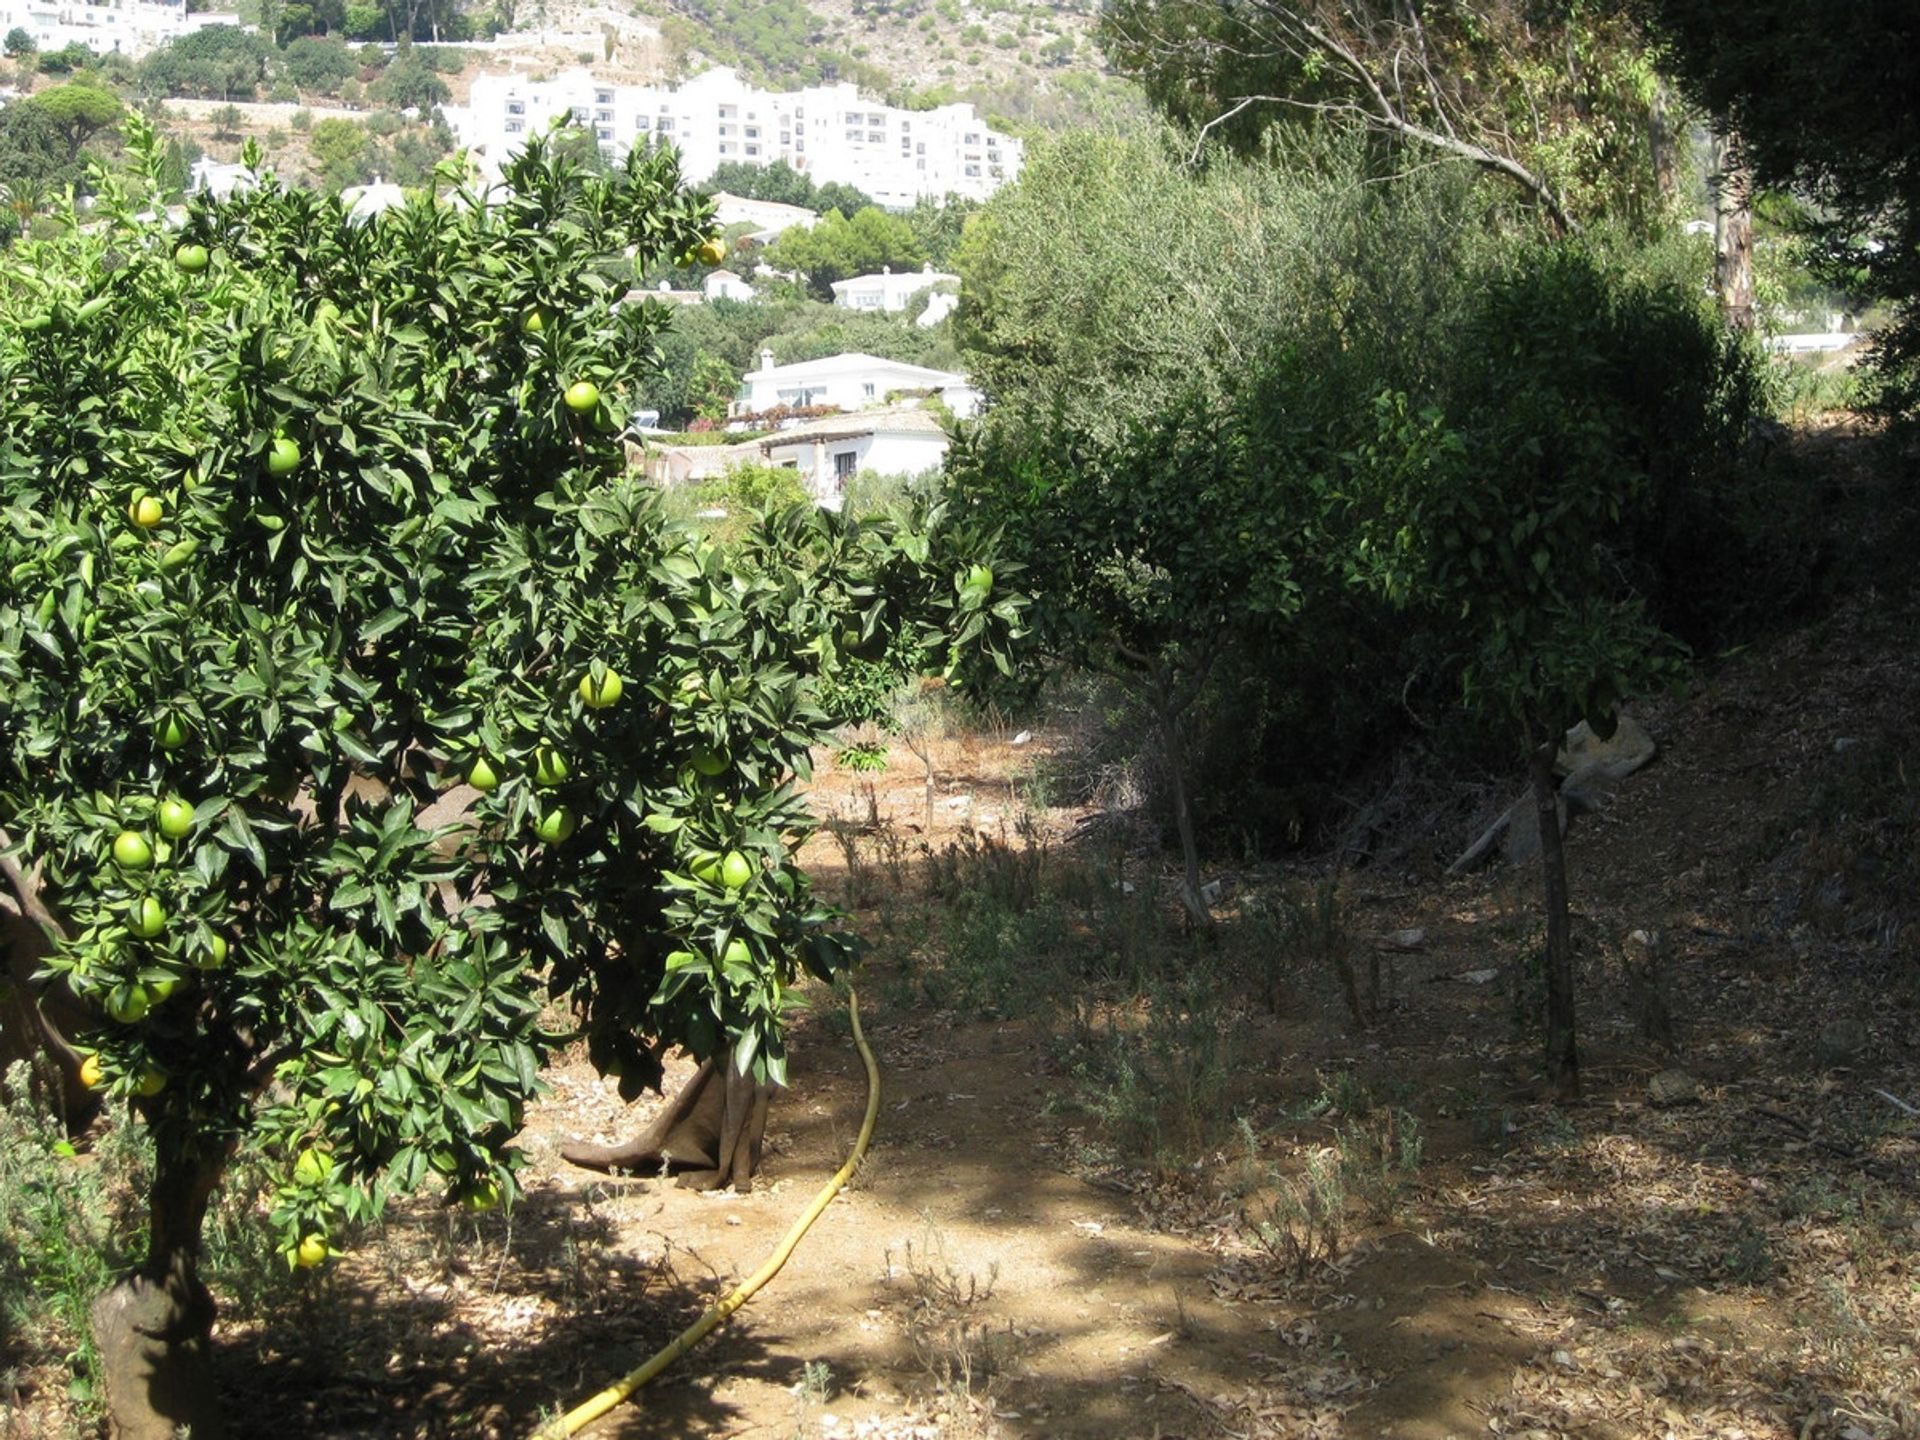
[{"x1": 529, "y1": 988, "x2": 881, "y2": 1438}]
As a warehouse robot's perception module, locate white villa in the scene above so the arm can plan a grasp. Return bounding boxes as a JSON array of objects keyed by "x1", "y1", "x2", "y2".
[
  {"x1": 830, "y1": 263, "x2": 958, "y2": 313},
  {"x1": 703, "y1": 269, "x2": 754, "y2": 302},
  {"x1": 446, "y1": 65, "x2": 1021, "y2": 208},
  {"x1": 641, "y1": 407, "x2": 951, "y2": 507},
  {"x1": 733, "y1": 349, "x2": 979, "y2": 419},
  {"x1": 0, "y1": 0, "x2": 242, "y2": 57},
  {"x1": 764, "y1": 408, "x2": 951, "y2": 504}
]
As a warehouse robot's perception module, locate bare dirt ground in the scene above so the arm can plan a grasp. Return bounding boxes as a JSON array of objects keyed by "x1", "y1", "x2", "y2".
[{"x1": 167, "y1": 584, "x2": 1919, "y2": 1440}]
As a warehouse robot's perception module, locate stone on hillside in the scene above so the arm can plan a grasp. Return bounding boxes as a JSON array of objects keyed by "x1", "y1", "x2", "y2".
[
  {"x1": 1556, "y1": 713, "x2": 1656, "y2": 783},
  {"x1": 1647, "y1": 1068, "x2": 1700, "y2": 1106},
  {"x1": 1501, "y1": 792, "x2": 1568, "y2": 866},
  {"x1": 1816, "y1": 1016, "x2": 1869, "y2": 1067}
]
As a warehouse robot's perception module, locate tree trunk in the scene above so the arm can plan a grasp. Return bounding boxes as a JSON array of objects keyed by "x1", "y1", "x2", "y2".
[
  {"x1": 1647, "y1": 82, "x2": 1679, "y2": 205},
  {"x1": 1529, "y1": 740, "x2": 1579, "y2": 1098},
  {"x1": 92, "y1": 1138, "x2": 230, "y2": 1440},
  {"x1": 1151, "y1": 687, "x2": 1209, "y2": 927},
  {"x1": 562, "y1": 1055, "x2": 774, "y2": 1192},
  {"x1": 1711, "y1": 128, "x2": 1755, "y2": 331}
]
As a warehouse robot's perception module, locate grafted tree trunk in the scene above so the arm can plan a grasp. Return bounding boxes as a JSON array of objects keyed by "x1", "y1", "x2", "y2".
[
  {"x1": 1530, "y1": 739, "x2": 1579, "y2": 1098},
  {"x1": 1711, "y1": 128, "x2": 1755, "y2": 331},
  {"x1": 92, "y1": 1138, "x2": 230, "y2": 1440},
  {"x1": 563, "y1": 1055, "x2": 775, "y2": 1191}
]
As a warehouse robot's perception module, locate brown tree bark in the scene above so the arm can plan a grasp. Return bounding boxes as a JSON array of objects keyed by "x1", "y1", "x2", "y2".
[
  {"x1": 92, "y1": 1137, "x2": 231, "y2": 1440},
  {"x1": 1530, "y1": 739, "x2": 1579, "y2": 1098},
  {"x1": 1712, "y1": 128, "x2": 1755, "y2": 331}
]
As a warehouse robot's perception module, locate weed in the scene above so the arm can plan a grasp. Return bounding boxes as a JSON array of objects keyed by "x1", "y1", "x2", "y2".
[
  {"x1": 0, "y1": 1061, "x2": 148, "y2": 1406},
  {"x1": 835, "y1": 741, "x2": 891, "y2": 772},
  {"x1": 887, "y1": 1226, "x2": 1010, "y2": 1403},
  {"x1": 1333, "y1": 1108, "x2": 1424, "y2": 1219},
  {"x1": 1068, "y1": 966, "x2": 1246, "y2": 1172},
  {"x1": 1241, "y1": 878, "x2": 1373, "y2": 1022},
  {"x1": 1247, "y1": 1145, "x2": 1347, "y2": 1280},
  {"x1": 1716, "y1": 1217, "x2": 1777, "y2": 1285}
]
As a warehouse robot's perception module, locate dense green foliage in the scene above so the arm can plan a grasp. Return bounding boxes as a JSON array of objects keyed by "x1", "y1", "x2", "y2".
[
  {"x1": 952, "y1": 121, "x2": 1775, "y2": 850},
  {"x1": 705, "y1": 158, "x2": 875, "y2": 219},
  {"x1": 765, "y1": 206, "x2": 928, "y2": 299},
  {"x1": 1097, "y1": 0, "x2": 1670, "y2": 232},
  {"x1": 1640, "y1": 0, "x2": 1920, "y2": 410},
  {"x1": 0, "y1": 119, "x2": 1016, "y2": 1301}
]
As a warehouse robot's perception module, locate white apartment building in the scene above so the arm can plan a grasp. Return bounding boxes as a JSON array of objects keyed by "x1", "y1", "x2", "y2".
[
  {"x1": 0, "y1": 0, "x2": 243, "y2": 58},
  {"x1": 447, "y1": 65, "x2": 1022, "y2": 208}
]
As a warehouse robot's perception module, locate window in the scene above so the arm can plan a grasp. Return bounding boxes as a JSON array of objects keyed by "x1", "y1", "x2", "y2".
[
  {"x1": 870, "y1": 112, "x2": 884, "y2": 125},
  {"x1": 862, "y1": 382, "x2": 876, "y2": 398},
  {"x1": 916, "y1": 142, "x2": 926, "y2": 154},
  {"x1": 595, "y1": 108, "x2": 612, "y2": 122},
  {"x1": 505, "y1": 120, "x2": 524, "y2": 133},
  {"x1": 869, "y1": 131, "x2": 883, "y2": 143},
  {"x1": 596, "y1": 89, "x2": 613, "y2": 104},
  {"x1": 795, "y1": 106, "x2": 804, "y2": 118},
  {"x1": 834, "y1": 451, "x2": 858, "y2": 480},
  {"x1": 636, "y1": 115, "x2": 650, "y2": 129},
  {"x1": 718, "y1": 124, "x2": 731, "y2": 136},
  {"x1": 719, "y1": 142, "x2": 733, "y2": 154},
  {"x1": 795, "y1": 137, "x2": 804, "y2": 150},
  {"x1": 657, "y1": 117, "x2": 674, "y2": 131},
  {"x1": 745, "y1": 127, "x2": 760, "y2": 140},
  {"x1": 964, "y1": 131, "x2": 980, "y2": 145},
  {"x1": 780, "y1": 131, "x2": 790, "y2": 143},
  {"x1": 506, "y1": 101, "x2": 525, "y2": 115},
  {"x1": 746, "y1": 144, "x2": 759, "y2": 156},
  {"x1": 596, "y1": 127, "x2": 612, "y2": 141},
  {"x1": 987, "y1": 149, "x2": 1000, "y2": 161},
  {"x1": 964, "y1": 163, "x2": 980, "y2": 176},
  {"x1": 846, "y1": 130, "x2": 862, "y2": 142}
]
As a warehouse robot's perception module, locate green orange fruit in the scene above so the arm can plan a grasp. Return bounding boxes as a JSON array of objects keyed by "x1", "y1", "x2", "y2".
[
  {"x1": 157, "y1": 798, "x2": 196, "y2": 839},
  {"x1": 535, "y1": 805, "x2": 578, "y2": 843},
  {"x1": 720, "y1": 850, "x2": 753, "y2": 890},
  {"x1": 112, "y1": 830, "x2": 154, "y2": 869},
  {"x1": 128, "y1": 494, "x2": 164, "y2": 528},
  {"x1": 578, "y1": 667, "x2": 624, "y2": 708},
  {"x1": 564, "y1": 380, "x2": 600, "y2": 414}
]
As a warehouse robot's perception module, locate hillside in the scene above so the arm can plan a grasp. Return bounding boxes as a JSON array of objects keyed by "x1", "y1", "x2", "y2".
[{"x1": 613, "y1": 0, "x2": 1128, "y2": 130}]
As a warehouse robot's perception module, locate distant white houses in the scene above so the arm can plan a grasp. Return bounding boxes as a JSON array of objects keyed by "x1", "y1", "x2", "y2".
[
  {"x1": 445, "y1": 64, "x2": 1022, "y2": 208},
  {"x1": 0, "y1": 0, "x2": 244, "y2": 58},
  {"x1": 702, "y1": 269, "x2": 755, "y2": 302},
  {"x1": 341, "y1": 175, "x2": 406, "y2": 222},
  {"x1": 830, "y1": 262, "x2": 958, "y2": 314},
  {"x1": 732, "y1": 349, "x2": 979, "y2": 419},
  {"x1": 189, "y1": 157, "x2": 255, "y2": 200}
]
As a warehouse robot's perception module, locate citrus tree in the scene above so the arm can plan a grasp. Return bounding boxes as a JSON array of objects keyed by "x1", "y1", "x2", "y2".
[{"x1": 0, "y1": 119, "x2": 1017, "y2": 1438}]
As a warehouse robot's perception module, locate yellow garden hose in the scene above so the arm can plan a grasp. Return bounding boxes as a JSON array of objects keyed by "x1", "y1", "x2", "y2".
[{"x1": 530, "y1": 988, "x2": 881, "y2": 1439}]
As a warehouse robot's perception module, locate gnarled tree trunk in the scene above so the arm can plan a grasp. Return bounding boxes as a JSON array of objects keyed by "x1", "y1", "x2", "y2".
[
  {"x1": 92, "y1": 1136, "x2": 230, "y2": 1440},
  {"x1": 563, "y1": 1054, "x2": 774, "y2": 1191}
]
